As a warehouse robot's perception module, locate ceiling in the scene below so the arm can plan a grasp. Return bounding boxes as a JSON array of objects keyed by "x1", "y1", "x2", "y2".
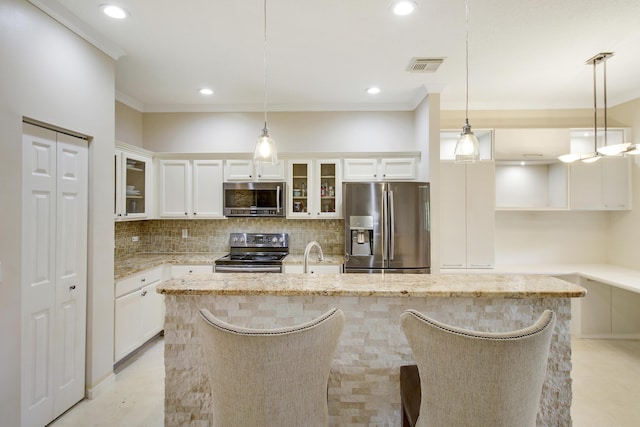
[{"x1": 30, "y1": 0, "x2": 640, "y2": 113}]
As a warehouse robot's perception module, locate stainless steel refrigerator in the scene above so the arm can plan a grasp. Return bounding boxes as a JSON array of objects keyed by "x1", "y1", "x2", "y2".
[{"x1": 343, "y1": 182, "x2": 430, "y2": 273}]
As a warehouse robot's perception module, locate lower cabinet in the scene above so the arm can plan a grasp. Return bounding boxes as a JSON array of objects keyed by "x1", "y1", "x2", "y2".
[
  {"x1": 114, "y1": 267, "x2": 164, "y2": 363},
  {"x1": 572, "y1": 277, "x2": 640, "y2": 338},
  {"x1": 283, "y1": 264, "x2": 342, "y2": 274},
  {"x1": 171, "y1": 264, "x2": 213, "y2": 277}
]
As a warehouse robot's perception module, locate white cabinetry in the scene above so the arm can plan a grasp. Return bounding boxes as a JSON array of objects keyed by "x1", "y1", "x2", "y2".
[
  {"x1": 114, "y1": 267, "x2": 164, "y2": 363},
  {"x1": 288, "y1": 160, "x2": 342, "y2": 218},
  {"x1": 440, "y1": 161, "x2": 495, "y2": 269},
  {"x1": 572, "y1": 278, "x2": 640, "y2": 338},
  {"x1": 494, "y1": 128, "x2": 570, "y2": 160},
  {"x1": 224, "y1": 159, "x2": 285, "y2": 181},
  {"x1": 343, "y1": 157, "x2": 417, "y2": 181},
  {"x1": 158, "y1": 159, "x2": 224, "y2": 218},
  {"x1": 283, "y1": 264, "x2": 342, "y2": 274},
  {"x1": 569, "y1": 157, "x2": 630, "y2": 210},
  {"x1": 115, "y1": 147, "x2": 153, "y2": 220},
  {"x1": 171, "y1": 265, "x2": 213, "y2": 276}
]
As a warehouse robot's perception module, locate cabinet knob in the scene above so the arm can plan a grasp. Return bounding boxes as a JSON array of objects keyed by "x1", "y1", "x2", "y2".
[
  {"x1": 69, "y1": 285, "x2": 76, "y2": 290},
  {"x1": 193, "y1": 212, "x2": 197, "y2": 215},
  {"x1": 141, "y1": 278, "x2": 146, "y2": 282}
]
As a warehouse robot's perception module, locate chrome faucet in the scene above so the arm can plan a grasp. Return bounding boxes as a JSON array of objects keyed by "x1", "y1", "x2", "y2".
[{"x1": 303, "y1": 241, "x2": 325, "y2": 273}]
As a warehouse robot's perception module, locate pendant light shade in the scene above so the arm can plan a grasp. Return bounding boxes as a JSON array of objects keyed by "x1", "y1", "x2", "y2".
[
  {"x1": 253, "y1": 0, "x2": 278, "y2": 164},
  {"x1": 454, "y1": 0, "x2": 480, "y2": 163},
  {"x1": 254, "y1": 123, "x2": 277, "y2": 164}
]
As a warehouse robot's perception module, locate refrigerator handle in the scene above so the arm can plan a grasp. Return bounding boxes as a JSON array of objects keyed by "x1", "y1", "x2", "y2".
[
  {"x1": 388, "y1": 190, "x2": 395, "y2": 260},
  {"x1": 382, "y1": 190, "x2": 388, "y2": 263}
]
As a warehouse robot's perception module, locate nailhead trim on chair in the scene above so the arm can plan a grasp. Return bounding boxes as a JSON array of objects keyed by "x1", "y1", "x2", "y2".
[
  {"x1": 198, "y1": 307, "x2": 341, "y2": 336},
  {"x1": 404, "y1": 309, "x2": 555, "y2": 341}
]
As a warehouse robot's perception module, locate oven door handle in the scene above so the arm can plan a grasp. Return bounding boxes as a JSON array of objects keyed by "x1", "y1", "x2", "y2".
[{"x1": 215, "y1": 265, "x2": 282, "y2": 273}]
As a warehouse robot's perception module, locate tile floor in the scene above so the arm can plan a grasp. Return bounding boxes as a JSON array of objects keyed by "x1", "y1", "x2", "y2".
[{"x1": 49, "y1": 336, "x2": 640, "y2": 427}]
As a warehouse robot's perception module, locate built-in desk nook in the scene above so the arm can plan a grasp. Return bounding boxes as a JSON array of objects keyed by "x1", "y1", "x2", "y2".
[{"x1": 158, "y1": 273, "x2": 585, "y2": 426}]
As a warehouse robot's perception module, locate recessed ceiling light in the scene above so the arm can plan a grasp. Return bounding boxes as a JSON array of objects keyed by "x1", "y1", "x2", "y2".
[
  {"x1": 392, "y1": 1, "x2": 417, "y2": 16},
  {"x1": 199, "y1": 88, "x2": 214, "y2": 95},
  {"x1": 101, "y1": 4, "x2": 128, "y2": 19},
  {"x1": 366, "y1": 87, "x2": 381, "y2": 95}
]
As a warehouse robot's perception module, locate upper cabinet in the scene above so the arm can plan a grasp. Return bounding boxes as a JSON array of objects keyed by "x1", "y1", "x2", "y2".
[
  {"x1": 570, "y1": 157, "x2": 631, "y2": 210},
  {"x1": 343, "y1": 157, "x2": 417, "y2": 181},
  {"x1": 115, "y1": 146, "x2": 153, "y2": 220},
  {"x1": 288, "y1": 160, "x2": 342, "y2": 219},
  {"x1": 441, "y1": 129, "x2": 493, "y2": 160},
  {"x1": 493, "y1": 128, "x2": 569, "y2": 160},
  {"x1": 158, "y1": 159, "x2": 224, "y2": 218},
  {"x1": 224, "y1": 159, "x2": 285, "y2": 181}
]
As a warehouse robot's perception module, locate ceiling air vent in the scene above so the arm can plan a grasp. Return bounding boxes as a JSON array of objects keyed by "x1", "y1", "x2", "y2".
[{"x1": 407, "y1": 57, "x2": 444, "y2": 73}]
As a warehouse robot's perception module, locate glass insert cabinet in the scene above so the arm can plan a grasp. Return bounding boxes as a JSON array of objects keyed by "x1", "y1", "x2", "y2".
[
  {"x1": 115, "y1": 149, "x2": 152, "y2": 219},
  {"x1": 288, "y1": 160, "x2": 341, "y2": 219}
]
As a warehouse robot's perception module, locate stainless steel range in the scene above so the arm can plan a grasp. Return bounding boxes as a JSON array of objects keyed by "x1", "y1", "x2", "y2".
[{"x1": 214, "y1": 233, "x2": 289, "y2": 273}]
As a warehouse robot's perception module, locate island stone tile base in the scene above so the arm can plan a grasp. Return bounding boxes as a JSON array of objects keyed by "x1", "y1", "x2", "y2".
[{"x1": 163, "y1": 295, "x2": 572, "y2": 427}]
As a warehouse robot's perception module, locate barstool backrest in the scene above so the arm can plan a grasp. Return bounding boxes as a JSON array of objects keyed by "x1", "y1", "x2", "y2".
[
  {"x1": 400, "y1": 309, "x2": 556, "y2": 427},
  {"x1": 197, "y1": 308, "x2": 344, "y2": 427}
]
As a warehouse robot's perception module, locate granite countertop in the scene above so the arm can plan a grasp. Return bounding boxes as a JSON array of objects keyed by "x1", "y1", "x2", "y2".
[
  {"x1": 157, "y1": 272, "x2": 586, "y2": 298},
  {"x1": 282, "y1": 254, "x2": 344, "y2": 265},
  {"x1": 114, "y1": 253, "x2": 224, "y2": 281},
  {"x1": 114, "y1": 252, "x2": 344, "y2": 281}
]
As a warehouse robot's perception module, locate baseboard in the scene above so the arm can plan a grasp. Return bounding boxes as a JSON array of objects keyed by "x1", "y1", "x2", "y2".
[{"x1": 86, "y1": 372, "x2": 116, "y2": 400}]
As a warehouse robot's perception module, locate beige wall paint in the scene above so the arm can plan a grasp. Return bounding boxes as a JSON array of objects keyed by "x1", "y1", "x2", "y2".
[
  {"x1": 0, "y1": 1, "x2": 116, "y2": 422},
  {"x1": 115, "y1": 101, "x2": 143, "y2": 147},
  {"x1": 608, "y1": 98, "x2": 640, "y2": 268},
  {"x1": 142, "y1": 110, "x2": 415, "y2": 153}
]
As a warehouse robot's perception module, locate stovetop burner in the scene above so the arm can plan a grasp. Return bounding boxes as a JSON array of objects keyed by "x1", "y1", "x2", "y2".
[{"x1": 214, "y1": 233, "x2": 289, "y2": 273}]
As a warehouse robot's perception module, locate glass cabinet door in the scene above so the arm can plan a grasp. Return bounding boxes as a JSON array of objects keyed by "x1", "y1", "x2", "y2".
[
  {"x1": 318, "y1": 162, "x2": 336, "y2": 214},
  {"x1": 290, "y1": 161, "x2": 310, "y2": 216},
  {"x1": 123, "y1": 154, "x2": 147, "y2": 215},
  {"x1": 316, "y1": 160, "x2": 341, "y2": 218}
]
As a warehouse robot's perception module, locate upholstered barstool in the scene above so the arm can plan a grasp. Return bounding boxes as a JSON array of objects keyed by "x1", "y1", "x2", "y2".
[
  {"x1": 197, "y1": 308, "x2": 344, "y2": 427},
  {"x1": 400, "y1": 309, "x2": 556, "y2": 427}
]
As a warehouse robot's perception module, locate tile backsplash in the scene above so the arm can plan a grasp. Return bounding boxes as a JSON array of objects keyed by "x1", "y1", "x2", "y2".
[{"x1": 115, "y1": 218, "x2": 344, "y2": 259}]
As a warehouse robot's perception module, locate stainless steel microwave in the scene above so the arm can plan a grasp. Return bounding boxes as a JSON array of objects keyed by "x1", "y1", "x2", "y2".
[{"x1": 223, "y1": 182, "x2": 286, "y2": 217}]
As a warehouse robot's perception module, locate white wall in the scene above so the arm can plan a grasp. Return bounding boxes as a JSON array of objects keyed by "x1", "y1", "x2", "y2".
[
  {"x1": 0, "y1": 1, "x2": 115, "y2": 423},
  {"x1": 115, "y1": 101, "x2": 143, "y2": 147},
  {"x1": 495, "y1": 211, "x2": 609, "y2": 265},
  {"x1": 608, "y1": 98, "x2": 640, "y2": 268},
  {"x1": 142, "y1": 110, "x2": 415, "y2": 153}
]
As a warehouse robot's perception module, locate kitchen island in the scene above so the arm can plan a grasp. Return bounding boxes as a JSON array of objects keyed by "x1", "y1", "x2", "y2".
[{"x1": 158, "y1": 273, "x2": 585, "y2": 427}]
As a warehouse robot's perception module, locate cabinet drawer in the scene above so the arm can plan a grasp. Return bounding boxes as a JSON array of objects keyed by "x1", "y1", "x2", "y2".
[{"x1": 115, "y1": 267, "x2": 163, "y2": 298}]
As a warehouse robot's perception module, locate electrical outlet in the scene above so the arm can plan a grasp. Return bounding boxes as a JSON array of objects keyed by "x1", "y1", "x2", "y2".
[
  {"x1": 182, "y1": 229, "x2": 188, "y2": 238},
  {"x1": 132, "y1": 236, "x2": 139, "y2": 242}
]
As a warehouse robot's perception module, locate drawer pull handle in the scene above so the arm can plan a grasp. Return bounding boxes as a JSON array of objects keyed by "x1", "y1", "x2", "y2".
[
  {"x1": 69, "y1": 285, "x2": 76, "y2": 290},
  {"x1": 141, "y1": 291, "x2": 147, "y2": 296}
]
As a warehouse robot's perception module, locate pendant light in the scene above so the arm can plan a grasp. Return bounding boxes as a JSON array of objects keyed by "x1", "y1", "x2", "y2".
[
  {"x1": 253, "y1": 0, "x2": 278, "y2": 164},
  {"x1": 454, "y1": 0, "x2": 480, "y2": 163},
  {"x1": 559, "y1": 52, "x2": 639, "y2": 163}
]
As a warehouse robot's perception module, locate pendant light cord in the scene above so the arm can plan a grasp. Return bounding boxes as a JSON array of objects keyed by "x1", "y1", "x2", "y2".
[
  {"x1": 263, "y1": 0, "x2": 268, "y2": 129},
  {"x1": 464, "y1": 0, "x2": 470, "y2": 122}
]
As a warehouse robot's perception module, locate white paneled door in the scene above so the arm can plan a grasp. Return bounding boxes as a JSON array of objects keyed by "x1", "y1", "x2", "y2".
[{"x1": 21, "y1": 123, "x2": 88, "y2": 427}]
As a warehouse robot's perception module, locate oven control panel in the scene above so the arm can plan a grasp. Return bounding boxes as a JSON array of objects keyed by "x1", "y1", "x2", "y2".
[{"x1": 229, "y1": 233, "x2": 289, "y2": 248}]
